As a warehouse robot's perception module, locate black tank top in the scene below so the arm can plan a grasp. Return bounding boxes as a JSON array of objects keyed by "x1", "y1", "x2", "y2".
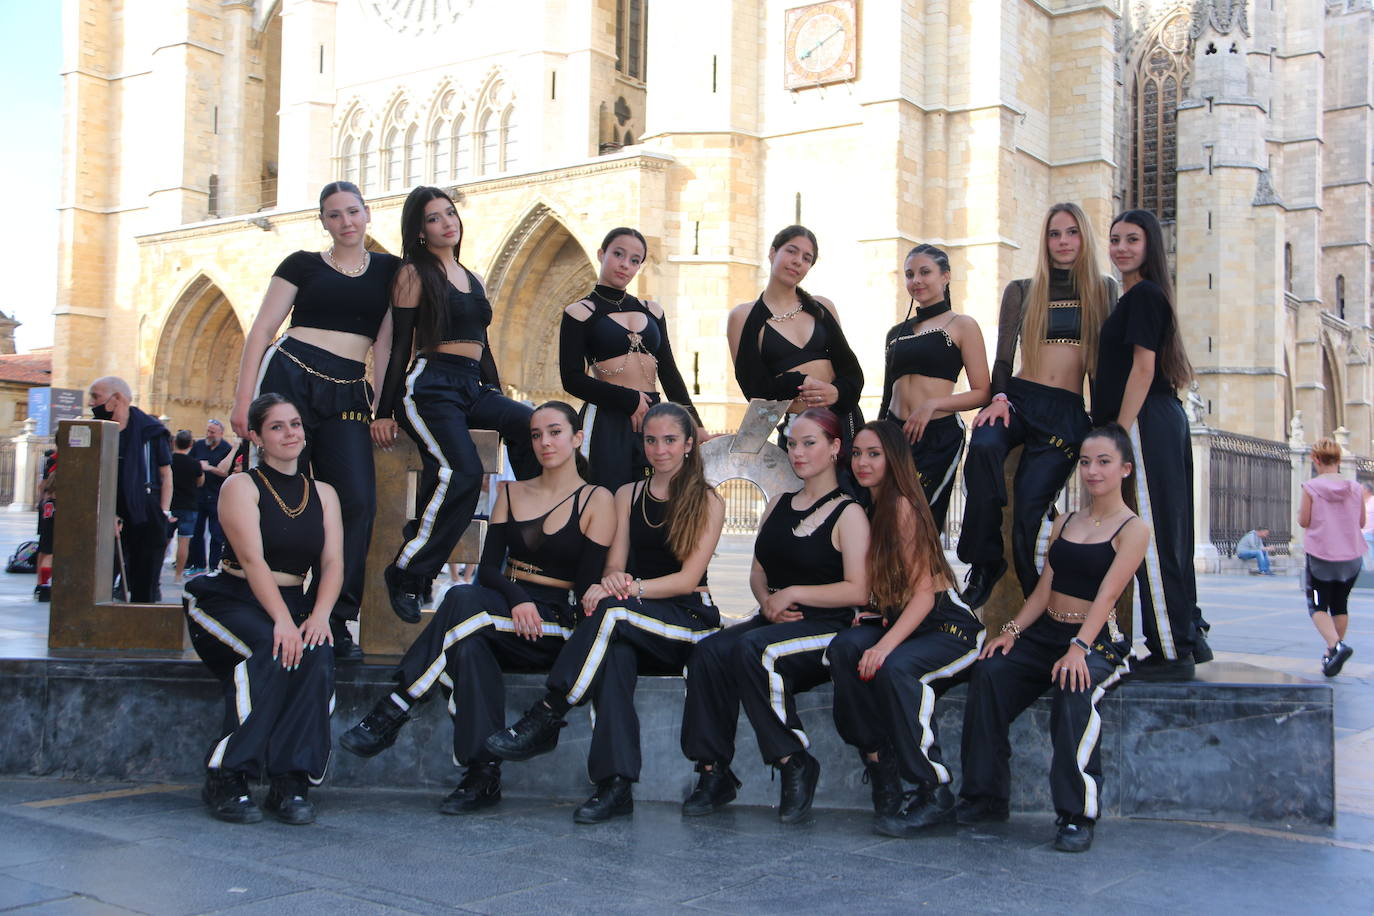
[
  {"x1": 754, "y1": 487, "x2": 855, "y2": 619},
  {"x1": 627, "y1": 480, "x2": 708, "y2": 588},
  {"x1": 1046, "y1": 512, "x2": 1135, "y2": 601},
  {"x1": 885, "y1": 321, "x2": 964, "y2": 383},
  {"x1": 506, "y1": 485, "x2": 592, "y2": 582},
  {"x1": 221, "y1": 464, "x2": 324, "y2": 577},
  {"x1": 760, "y1": 319, "x2": 829, "y2": 374},
  {"x1": 1043, "y1": 268, "x2": 1083, "y2": 344},
  {"x1": 437, "y1": 269, "x2": 493, "y2": 345}
]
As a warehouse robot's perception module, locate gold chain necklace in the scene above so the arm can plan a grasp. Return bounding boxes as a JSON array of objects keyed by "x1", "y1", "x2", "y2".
[
  {"x1": 639, "y1": 481, "x2": 668, "y2": 529},
  {"x1": 767, "y1": 302, "x2": 804, "y2": 323},
  {"x1": 254, "y1": 467, "x2": 310, "y2": 519},
  {"x1": 324, "y1": 247, "x2": 369, "y2": 276},
  {"x1": 1088, "y1": 506, "x2": 1127, "y2": 528}
]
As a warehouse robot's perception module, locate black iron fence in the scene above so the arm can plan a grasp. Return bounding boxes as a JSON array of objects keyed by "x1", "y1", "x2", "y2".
[
  {"x1": 717, "y1": 478, "x2": 766, "y2": 535},
  {"x1": 0, "y1": 441, "x2": 12, "y2": 506},
  {"x1": 1209, "y1": 430, "x2": 1292, "y2": 557}
]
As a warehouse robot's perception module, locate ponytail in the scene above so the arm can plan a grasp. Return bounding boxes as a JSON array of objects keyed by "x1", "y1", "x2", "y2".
[{"x1": 644, "y1": 401, "x2": 715, "y2": 560}]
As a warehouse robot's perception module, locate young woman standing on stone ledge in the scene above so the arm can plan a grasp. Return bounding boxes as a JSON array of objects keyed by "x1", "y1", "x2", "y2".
[
  {"x1": 961, "y1": 423, "x2": 1146, "y2": 853},
  {"x1": 877, "y1": 244, "x2": 991, "y2": 528},
  {"x1": 956, "y1": 203, "x2": 1115, "y2": 609},
  {"x1": 338, "y1": 401, "x2": 615, "y2": 814},
  {"x1": 230, "y1": 181, "x2": 400, "y2": 661},
  {"x1": 728, "y1": 226, "x2": 865, "y2": 450},
  {"x1": 372, "y1": 186, "x2": 539, "y2": 625},
  {"x1": 185, "y1": 393, "x2": 343, "y2": 826},
  {"x1": 559, "y1": 227, "x2": 705, "y2": 490},
  {"x1": 1093, "y1": 208, "x2": 1206, "y2": 678},
  {"x1": 827, "y1": 420, "x2": 984, "y2": 837},
  {"x1": 678, "y1": 408, "x2": 869, "y2": 824},
  {"x1": 1298, "y1": 437, "x2": 1362, "y2": 677},
  {"x1": 484, "y1": 402, "x2": 724, "y2": 824}
]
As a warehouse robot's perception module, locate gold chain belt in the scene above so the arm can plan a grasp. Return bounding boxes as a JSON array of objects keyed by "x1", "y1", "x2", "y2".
[
  {"x1": 506, "y1": 560, "x2": 575, "y2": 590},
  {"x1": 276, "y1": 341, "x2": 368, "y2": 386}
]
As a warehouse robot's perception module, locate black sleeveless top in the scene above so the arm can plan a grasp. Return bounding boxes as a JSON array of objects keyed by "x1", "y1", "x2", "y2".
[
  {"x1": 438, "y1": 269, "x2": 493, "y2": 345},
  {"x1": 506, "y1": 485, "x2": 592, "y2": 583},
  {"x1": 1046, "y1": 512, "x2": 1135, "y2": 602},
  {"x1": 754, "y1": 487, "x2": 855, "y2": 619},
  {"x1": 586, "y1": 293, "x2": 664, "y2": 362},
  {"x1": 884, "y1": 321, "x2": 964, "y2": 384},
  {"x1": 221, "y1": 465, "x2": 324, "y2": 578},
  {"x1": 627, "y1": 480, "x2": 708, "y2": 588},
  {"x1": 760, "y1": 319, "x2": 830, "y2": 374}
]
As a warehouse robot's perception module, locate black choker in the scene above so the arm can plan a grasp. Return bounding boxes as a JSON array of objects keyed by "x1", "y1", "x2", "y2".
[
  {"x1": 908, "y1": 300, "x2": 952, "y2": 323},
  {"x1": 591, "y1": 284, "x2": 630, "y2": 306}
]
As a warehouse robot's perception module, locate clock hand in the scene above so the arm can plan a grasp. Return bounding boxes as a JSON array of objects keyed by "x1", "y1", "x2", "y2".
[{"x1": 799, "y1": 25, "x2": 844, "y2": 60}]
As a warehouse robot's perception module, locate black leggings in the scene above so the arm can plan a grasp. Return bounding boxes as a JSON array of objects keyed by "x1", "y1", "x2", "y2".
[{"x1": 1306, "y1": 558, "x2": 1357, "y2": 617}]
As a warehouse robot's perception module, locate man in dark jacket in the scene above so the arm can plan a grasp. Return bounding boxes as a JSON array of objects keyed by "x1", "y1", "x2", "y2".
[{"x1": 88, "y1": 376, "x2": 172, "y2": 602}]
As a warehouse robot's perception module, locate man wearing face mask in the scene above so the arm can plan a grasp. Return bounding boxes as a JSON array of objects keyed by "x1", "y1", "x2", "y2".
[{"x1": 88, "y1": 377, "x2": 173, "y2": 602}]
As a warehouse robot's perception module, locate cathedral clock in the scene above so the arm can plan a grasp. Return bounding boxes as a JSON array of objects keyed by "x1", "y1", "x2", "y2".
[
  {"x1": 364, "y1": 0, "x2": 476, "y2": 35},
  {"x1": 784, "y1": 0, "x2": 859, "y2": 90}
]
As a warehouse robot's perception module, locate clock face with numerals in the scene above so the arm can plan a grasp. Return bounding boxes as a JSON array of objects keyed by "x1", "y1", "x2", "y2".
[
  {"x1": 784, "y1": 0, "x2": 858, "y2": 90},
  {"x1": 364, "y1": 0, "x2": 476, "y2": 35}
]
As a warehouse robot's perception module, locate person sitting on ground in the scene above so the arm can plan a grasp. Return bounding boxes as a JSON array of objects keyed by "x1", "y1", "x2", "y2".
[{"x1": 1235, "y1": 527, "x2": 1274, "y2": 576}]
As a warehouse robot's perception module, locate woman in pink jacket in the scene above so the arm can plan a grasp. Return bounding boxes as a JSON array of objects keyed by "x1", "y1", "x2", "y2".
[{"x1": 1299, "y1": 437, "x2": 1363, "y2": 676}]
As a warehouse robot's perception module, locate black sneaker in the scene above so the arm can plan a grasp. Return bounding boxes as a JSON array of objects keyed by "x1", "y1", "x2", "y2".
[
  {"x1": 960, "y1": 559, "x2": 1007, "y2": 610},
  {"x1": 1128, "y1": 655, "x2": 1195, "y2": 681},
  {"x1": 440, "y1": 761, "x2": 502, "y2": 815},
  {"x1": 574, "y1": 775, "x2": 634, "y2": 824},
  {"x1": 682, "y1": 763, "x2": 741, "y2": 817},
  {"x1": 339, "y1": 697, "x2": 411, "y2": 758},
  {"x1": 954, "y1": 794, "x2": 1010, "y2": 825},
  {"x1": 1053, "y1": 814, "x2": 1094, "y2": 852},
  {"x1": 264, "y1": 774, "x2": 315, "y2": 825},
  {"x1": 34, "y1": 584, "x2": 50, "y2": 603},
  {"x1": 777, "y1": 751, "x2": 821, "y2": 824},
  {"x1": 483, "y1": 702, "x2": 567, "y2": 761},
  {"x1": 331, "y1": 619, "x2": 364, "y2": 662},
  {"x1": 201, "y1": 769, "x2": 262, "y2": 824},
  {"x1": 384, "y1": 563, "x2": 423, "y2": 624},
  {"x1": 875, "y1": 784, "x2": 956, "y2": 838},
  {"x1": 862, "y1": 748, "x2": 903, "y2": 818},
  {"x1": 1323, "y1": 641, "x2": 1354, "y2": 678},
  {"x1": 1191, "y1": 631, "x2": 1214, "y2": 664}
]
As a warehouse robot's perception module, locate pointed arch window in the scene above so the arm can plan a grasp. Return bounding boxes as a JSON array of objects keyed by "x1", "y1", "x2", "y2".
[
  {"x1": 500, "y1": 107, "x2": 517, "y2": 171},
  {"x1": 359, "y1": 132, "x2": 376, "y2": 193},
  {"x1": 341, "y1": 136, "x2": 358, "y2": 186},
  {"x1": 404, "y1": 124, "x2": 421, "y2": 186},
  {"x1": 430, "y1": 118, "x2": 449, "y2": 182},
  {"x1": 615, "y1": 0, "x2": 647, "y2": 81},
  {"x1": 384, "y1": 127, "x2": 402, "y2": 190},
  {"x1": 1130, "y1": 10, "x2": 1191, "y2": 221},
  {"x1": 453, "y1": 116, "x2": 470, "y2": 181},
  {"x1": 478, "y1": 110, "x2": 497, "y2": 176}
]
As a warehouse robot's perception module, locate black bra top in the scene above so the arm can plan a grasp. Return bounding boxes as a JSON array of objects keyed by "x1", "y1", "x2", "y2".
[
  {"x1": 754, "y1": 488, "x2": 854, "y2": 616},
  {"x1": 585, "y1": 287, "x2": 662, "y2": 363},
  {"x1": 438, "y1": 269, "x2": 492, "y2": 345},
  {"x1": 506, "y1": 485, "x2": 591, "y2": 582},
  {"x1": 1044, "y1": 267, "x2": 1082, "y2": 345},
  {"x1": 1046, "y1": 512, "x2": 1134, "y2": 601},
  {"x1": 221, "y1": 464, "x2": 324, "y2": 578},
  {"x1": 760, "y1": 317, "x2": 830, "y2": 374},
  {"x1": 886, "y1": 321, "x2": 964, "y2": 383},
  {"x1": 627, "y1": 480, "x2": 708, "y2": 588}
]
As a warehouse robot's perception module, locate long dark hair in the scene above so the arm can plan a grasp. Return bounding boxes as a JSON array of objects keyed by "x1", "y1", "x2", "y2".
[
  {"x1": 770, "y1": 225, "x2": 826, "y2": 317},
  {"x1": 1080, "y1": 423, "x2": 1138, "y2": 514},
  {"x1": 532, "y1": 400, "x2": 590, "y2": 479},
  {"x1": 399, "y1": 186, "x2": 465, "y2": 352},
  {"x1": 1112, "y1": 209, "x2": 1193, "y2": 389},
  {"x1": 857, "y1": 420, "x2": 954, "y2": 618},
  {"x1": 643, "y1": 402, "x2": 715, "y2": 561},
  {"x1": 904, "y1": 243, "x2": 953, "y2": 318}
]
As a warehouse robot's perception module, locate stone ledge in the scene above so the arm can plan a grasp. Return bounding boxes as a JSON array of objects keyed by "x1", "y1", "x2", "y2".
[{"x1": 0, "y1": 657, "x2": 1333, "y2": 826}]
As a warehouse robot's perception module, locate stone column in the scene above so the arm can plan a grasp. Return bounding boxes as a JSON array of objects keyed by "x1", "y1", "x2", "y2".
[
  {"x1": 1290, "y1": 444, "x2": 1313, "y2": 564},
  {"x1": 7, "y1": 417, "x2": 38, "y2": 513},
  {"x1": 276, "y1": 0, "x2": 338, "y2": 210},
  {"x1": 1190, "y1": 422, "x2": 1219, "y2": 573}
]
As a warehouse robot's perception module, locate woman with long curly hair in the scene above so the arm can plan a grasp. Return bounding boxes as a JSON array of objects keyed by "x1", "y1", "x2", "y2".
[
  {"x1": 483, "y1": 402, "x2": 725, "y2": 824},
  {"x1": 826, "y1": 420, "x2": 984, "y2": 836},
  {"x1": 371, "y1": 186, "x2": 539, "y2": 624}
]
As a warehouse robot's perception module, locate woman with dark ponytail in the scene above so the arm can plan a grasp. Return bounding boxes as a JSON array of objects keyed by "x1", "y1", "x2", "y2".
[
  {"x1": 339, "y1": 402, "x2": 614, "y2": 814},
  {"x1": 229, "y1": 181, "x2": 401, "y2": 659},
  {"x1": 560, "y1": 227, "x2": 705, "y2": 490},
  {"x1": 728, "y1": 226, "x2": 865, "y2": 447},
  {"x1": 372, "y1": 186, "x2": 539, "y2": 624},
  {"x1": 827, "y1": 420, "x2": 984, "y2": 836},
  {"x1": 877, "y1": 244, "x2": 991, "y2": 528},
  {"x1": 1093, "y1": 209, "x2": 1205, "y2": 677},
  {"x1": 484, "y1": 402, "x2": 725, "y2": 824}
]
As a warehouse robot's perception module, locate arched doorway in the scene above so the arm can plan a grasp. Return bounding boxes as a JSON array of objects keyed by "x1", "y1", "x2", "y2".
[
  {"x1": 151, "y1": 275, "x2": 245, "y2": 431},
  {"x1": 484, "y1": 205, "x2": 597, "y2": 403}
]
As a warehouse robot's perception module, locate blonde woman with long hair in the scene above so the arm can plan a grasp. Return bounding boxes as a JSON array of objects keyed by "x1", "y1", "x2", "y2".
[{"x1": 958, "y1": 202, "x2": 1117, "y2": 608}]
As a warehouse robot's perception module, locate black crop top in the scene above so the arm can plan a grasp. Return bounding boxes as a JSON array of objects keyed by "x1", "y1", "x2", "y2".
[
  {"x1": 559, "y1": 286, "x2": 700, "y2": 423},
  {"x1": 1091, "y1": 279, "x2": 1179, "y2": 425},
  {"x1": 735, "y1": 296, "x2": 864, "y2": 415},
  {"x1": 754, "y1": 488, "x2": 855, "y2": 619},
  {"x1": 438, "y1": 270, "x2": 493, "y2": 345},
  {"x1": 1046, "y1": 513, "x2": 1135, "y2": 602},
  {"x1": 759, "y1": 320, "x2": 830, "y2": 374},
  {"x1": 221, "y1": 464, "x2": 324, "y2": 578},
  {"x1": 990, "y1": 269, "x2": 1119, "y2": 395},
  {"x1": 626, "y1": 480, "x2": 708, "y2": 588},
  {"x1": 273, "y1": 250, "x2": 401, "y2": 339}
]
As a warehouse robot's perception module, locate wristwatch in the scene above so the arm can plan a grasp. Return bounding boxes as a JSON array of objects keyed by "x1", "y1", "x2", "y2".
[{"x1": 1071, "y1": 636, "x2": 1092, "y2": 654}]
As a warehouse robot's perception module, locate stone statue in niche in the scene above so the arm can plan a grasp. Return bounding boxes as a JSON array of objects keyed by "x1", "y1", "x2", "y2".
[
  {"x1": 1186, "y1": 381, "x2": 1206, "y2": 425},
  {"x1": 1289, "y1": 410, "x2": 1305, "y2": 448}
]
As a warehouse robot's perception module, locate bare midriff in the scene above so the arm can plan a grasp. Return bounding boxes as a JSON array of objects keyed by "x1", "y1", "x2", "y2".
[
  {"x1": 430, "y1": 340, "x2": 486, "y2": 361},
  {"x1": 1017, "y1": 342, "x2": 1085, "y2": 394},
  {"x1": 222, "y1": 563, "x2": 306, "y2": 589},
  {"x1": 890, "y1": 374, "x2": 957, "y2": 422},
  {"x1": 285, "y1": 327, "x2": 374, "y2": 364},
  {"x1": 591, "y1": 312, "x2": 660, "y2": 395}
]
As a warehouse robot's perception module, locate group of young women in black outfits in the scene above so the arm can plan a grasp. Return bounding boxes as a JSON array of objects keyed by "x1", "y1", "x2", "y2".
[{"x1": 185, "y1": 183, "x2": 1198, "y2": 855}]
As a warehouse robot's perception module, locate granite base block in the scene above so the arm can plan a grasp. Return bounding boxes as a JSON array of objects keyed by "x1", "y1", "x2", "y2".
[{"x1": 0, "y1": 657, "x2": 1333, "y2": 825}]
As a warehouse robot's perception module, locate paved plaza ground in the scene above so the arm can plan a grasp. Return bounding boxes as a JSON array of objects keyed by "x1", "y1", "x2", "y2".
[{"x1": 0, "y1": 517, "x2": 1370, "y2": 913}]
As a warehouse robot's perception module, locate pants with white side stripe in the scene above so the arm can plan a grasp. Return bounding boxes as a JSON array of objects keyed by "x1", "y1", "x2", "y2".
[
  {"x1": 577, "y1": 393, "x2": 661, "y2": 492},
  {"x1": 183, "y1": 573, "x2": 334, "y2": 782},
  {"x1": 394, "y1": 354, "x2": 537, "y2": 581},
  {"x1": 959, "y1": 618, "x2": 1124, "y2": 820},
  {"x1": 827, "y1": 611, "x2": 983, "y2": 787},
  {"x1": 892, "y1": 413, "x2": 966, "y2": 531},
  {"x1": 392, "y1": 582, "x2": 575, "y2": 766},
  {"x1": 545, "y1": 593, "x2": 720, "y2": 783},
  {"x1": 681, "y1": 614, "x2": 848, "y2": 766},
  {"x1": 1128, "y1": 394, "x2": 1204, "y2": 661}
]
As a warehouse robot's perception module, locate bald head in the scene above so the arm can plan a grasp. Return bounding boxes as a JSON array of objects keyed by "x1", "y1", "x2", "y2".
[{"x1": 88, "y1": 376, "x2": 133, "y2": 427}]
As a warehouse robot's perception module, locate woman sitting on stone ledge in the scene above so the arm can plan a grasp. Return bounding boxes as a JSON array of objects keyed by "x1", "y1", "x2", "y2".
[
  {"x1": 184, "y1": 393, "x2": 344, "y2": 826},
  {"x1": 338, "y1": 401, "x2": 615, "y2": 814}
]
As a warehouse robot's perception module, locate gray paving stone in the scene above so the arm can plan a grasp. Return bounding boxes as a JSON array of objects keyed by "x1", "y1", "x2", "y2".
[
  {"x1": 200, "y1": 888, "x2": 434, "y2": 915},
  {"x1": 0, "y1": 872, "x2": 70, "y2": 909},
  {"x1": 0, "y1": 812, "x2": 131, "y2": 869}
]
